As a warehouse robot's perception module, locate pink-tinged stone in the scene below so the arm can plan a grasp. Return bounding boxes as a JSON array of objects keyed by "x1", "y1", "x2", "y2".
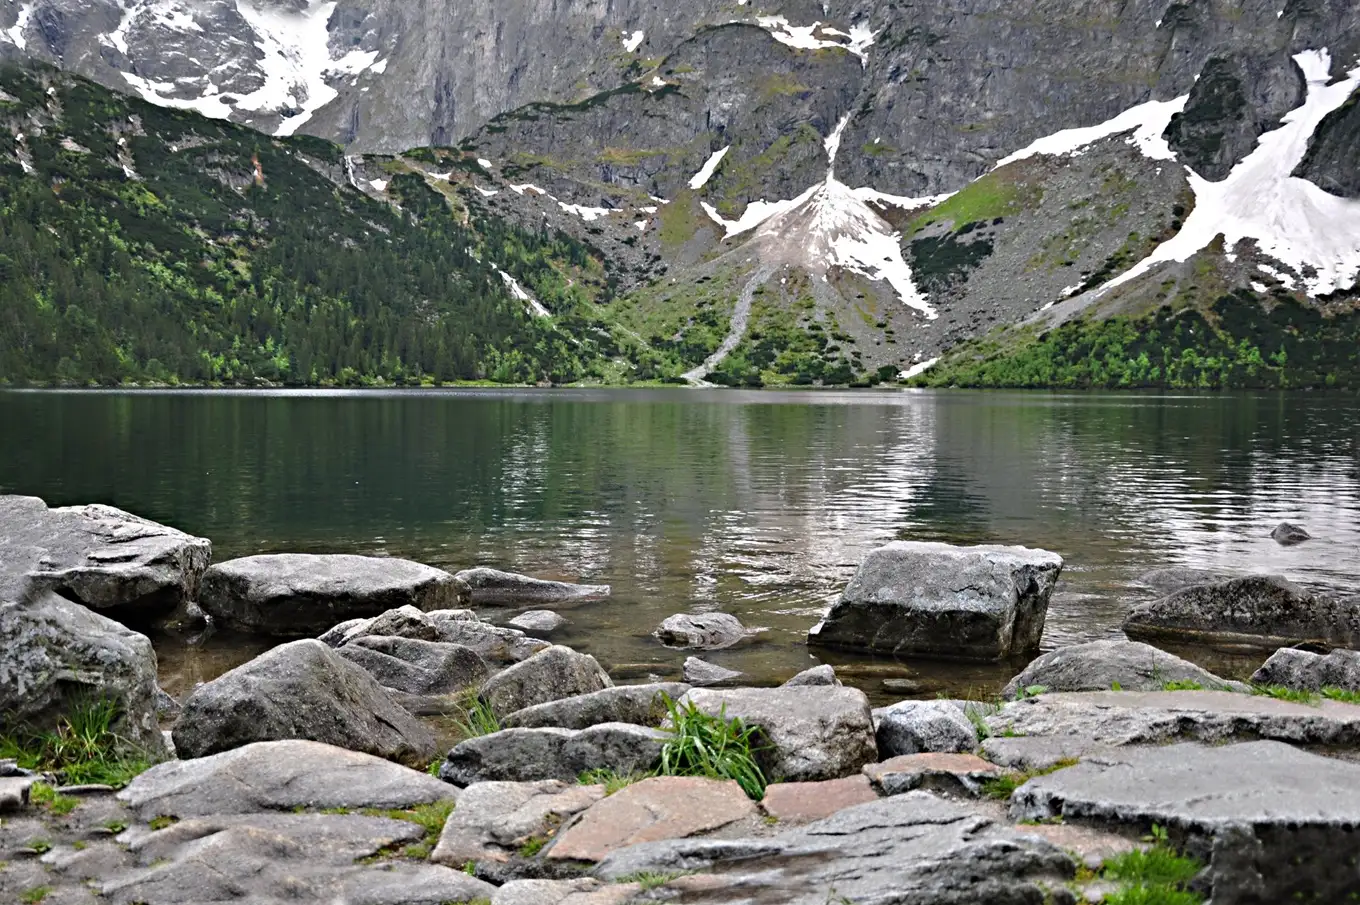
[
  {"x1": 546, "y1": 776, "x2": 755, "y2": 862},
  {"x1": 863, "y1": 752, "x2": 1003, "y2": 796},
  {"x1": 1014, "y1": 823, "x2": 1142, "y2": 869},
  {"x1": 759, "y1": 775, "x2": 879, "y2": 823}
]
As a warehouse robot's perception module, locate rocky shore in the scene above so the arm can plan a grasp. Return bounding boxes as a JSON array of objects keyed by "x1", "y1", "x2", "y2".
[{"x1": 2, "y1": 495, "x2": 1357, "y2": 904}]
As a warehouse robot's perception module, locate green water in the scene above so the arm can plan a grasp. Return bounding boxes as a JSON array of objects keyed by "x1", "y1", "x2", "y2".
[{"x1": 3, "y1": 388, "x2": 1358, "y2": 700}]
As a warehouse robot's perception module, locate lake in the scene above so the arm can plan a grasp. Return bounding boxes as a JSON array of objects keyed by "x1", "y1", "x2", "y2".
[{"x1": 3, "y1": 388, "x2": 1358, "y2": 703}]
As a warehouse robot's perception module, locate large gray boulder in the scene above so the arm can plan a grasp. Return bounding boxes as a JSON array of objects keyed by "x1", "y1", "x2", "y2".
[
  {"x1": 0, "y1": 588, "x2": 167, "y2": 755},
  {"x1": 172, "y1": 639, "x2": 437, "y2": 766},
  {"x1": 119, "y1": 739, "x2": 455, "y2": 817},
  {"x1": 809, "y1": 542, "x2": 1062, "y2": 661},
  {"x1": 430, "y1": 780, "x2": 606, "y2": 868},
  {"x1": 1002, "y1": 639, "x2": 1248, "y2": 697},
  {"x1": 479, "y1": 645, "x2": 612, "y2": 719},
  {"x1": 455, "y1": 567, "x2": 610, "y2": 604},
  {"x1": 428, "y1": 613, "x2": 551, "y2": 664},
  {"x1": 1011, "y1": 741, "x2": 1360, "y2": 905},
  {"x1": 782, "y1": 664, "x2": 840, "y2": 687},
  {"x1": 595, "y1": 793, "x2": 1075, "y2": 905},
  {"x1": 1123, "y1": 575, "x2": 1360, "y2": 651},
  {"x1": 319, "y1": 604, "x2": 443, "y2": 646},
  {"x1": 1252, "y1": 647, "x2": 1360, "y2": 691},
  {"x1": 501, "y1": 683, "x2": 689, "y2": 730},
  {"x1": 337, "y1": 635, "x2": 490, "y2": 696},
  {"x1": 438, "y1": 723, "x2": 667, "y2": 786},
  {"x1": 0, "y1": 494, "x2": 211, "y2": 623},
  {"x1": 653, "y1": 613, "x2": 751, "y2": 650},
  {"x1": 676, "y1": 687, "x2": 877, "y2": 782},
  {"x1": 200, "y1": 554, "x2": 467, "y2": 637},
  {"x1": 874, "y1": 701, "x2": 977, "y2": 757}
]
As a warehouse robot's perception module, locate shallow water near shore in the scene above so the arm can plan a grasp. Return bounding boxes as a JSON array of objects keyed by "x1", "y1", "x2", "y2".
[{"x1": 3, "y1": 387, "x2": 1359, "y2": 705}]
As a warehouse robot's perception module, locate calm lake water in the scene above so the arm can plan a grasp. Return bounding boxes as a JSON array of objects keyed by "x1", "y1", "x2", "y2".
[{"x1": 3, "y1": 388, "x2": 1359, "y2": 702}]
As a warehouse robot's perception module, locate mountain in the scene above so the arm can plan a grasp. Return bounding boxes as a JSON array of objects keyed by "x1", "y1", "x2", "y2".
[{"x1": 3, "y1": 1, "x2": 1360, "y2": 388}]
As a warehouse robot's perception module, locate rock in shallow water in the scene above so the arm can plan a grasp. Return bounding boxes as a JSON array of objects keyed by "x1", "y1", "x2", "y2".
[
  {"x1": 653, "y1": 612, "x2": 751, "y2": 650},
  {"x1": 508, "y1": 610, "x2": 568, "y2": 634},
  {"x1": 782, "y1": 664, "x2": 840, "y2": 687},
  {"x1": 682, "y1": 656, "x2": 742, "y2": 686},
  {"x1": 1011, "y1": 741, "x2": 1360, "y2": 905},
  {"x1": 201, "y1": 553, "x2": 467, "y2": 637},
  {"x1": 809, "y1": 541, "x2": 1062, "y2": 661},
  {"x1": 1252, "y1": 646, "x2": 1360, "y2": 691},
  {"x1": 1271, "y1": 521, "x2": 1312, "y2": 545},
  {"x1": 172, "y1": 639, "x2": 436, "y2": 766},
  {"x1": 1001, "y1": 639, "x2": 1247, "y2": 697},
  {"x1": 455, "y1": 567, "x2": 610, "y2": 604}
]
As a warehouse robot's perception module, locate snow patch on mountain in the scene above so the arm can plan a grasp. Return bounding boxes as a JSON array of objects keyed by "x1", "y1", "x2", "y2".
[
  {"x1": 755, "y1": 16, "x2": 876, "y2": 65},
  {"x1": 499, "y1": 268, "x2": 550, "y2": 317},
  {"x1": 688, "y1": 146, "x2": 729, "y2": 190},
  {"x1": 995, "y1": 95, "x2": 1188, "y2": 169},
  {"x1": 2, "y1": 4, "x2": 33, "y2": 50},
  {"x1": 621, "y1": 30, "x2": 644, "y2": 52},
  {"x1": 1102, "y1": 49, "x2": 1360, "y2": 298}
]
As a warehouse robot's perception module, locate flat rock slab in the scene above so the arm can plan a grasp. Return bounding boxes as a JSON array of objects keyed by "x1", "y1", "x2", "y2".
[
  {"x1": 1012, "y1": 741, "x2": 1360, "y2": 904},
  {"x1": 863, "y1": 753, "x2": 1003, "y2": 796},
  {"x1": 201, "y1": 553, "x2": 466, "y2": 637},
  {"x1": 677, "y1": 686, "x2": 877, "y2": 782},
  {"x1": 0, "y1": 494, "x2": 211, "y2": 622},
  {"x1": 981, "y1": 735, "x2": 1122, "y2": 771},
  {"x1": 987, "y1": 689, "x2": 1360, "y2": 749},
  {"x1": 653, "y1": 612, "x2": 754, "y2": 650},
  {"x1": 119, "y1": 740, "x2": 456, "y2": 818},
  {"x1": 549, "y1": 776, "x2": 756, "y2": 862},
  {"x1": 493, "y1": 878, "x2": 642, "y2": 905},
  {"x1": 432, "y1": 780, "x2": 605, "y2": 867},
  {"x1": 595, "y1": 792, "x2": 1075, "y2": 905},
  {"x1": 1014, "y1": 824, "x2": 1142, "y2": 871},
  {"x1": 759, "y1": 775, "x2": 878, "y2": 823},
  {"x1": 501, "y1": 682, "x2": 690, "y2": 731},
  {"x1": 456, "y1": 567, "x2": 610, "y2": 604},
  {"x1": 439, "y1": 723, "x2": 667, "y2": 786},
  {"x1": 1002, "y1": 639, "x2": 1248, "y2": 697}
]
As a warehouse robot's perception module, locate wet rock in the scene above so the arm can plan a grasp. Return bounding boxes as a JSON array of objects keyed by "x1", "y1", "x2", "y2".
[
  {"x1": 172, "y1": 639, "x2": 437, "y2": 766},
  {"x1": 595, "y1": 793, "x2": 1075, "y2": 904},
  {"x1": 809, "y1": 541, "x2": 1062, "y2": 661},
  {"x1": 677, "y1": 687, "x2": 877, "y2": 782},
  {"x1": 431, "y1": 779, "x2": 606, "y2": 867},
  {"x1": 337, "y1": 635, "x2": 490, "y2": 696},
  {"x1": 985, "y1": 689, "x2": 1360, "y2": 752},
  {"x1": 439, "y1": 723, "x2": 667, "y2": 786},
  {"x1": 863, "y1": 752, "x2": 1002, "y2": 797},
  {"x1": 455, "y1": 567, "x2": 610, "y2": 604},
  {"x1": 1132, "y1": 567, "x2": 1234, "y2": 596},
  {"x1": 1011, "y1": 741, "x2": 1360, "y2": 905},
  {"x1": 1002, "y1": 639, "x2": 1248, "y2": 697},
  {"x1": 0, "y1": 494, "x2": 212, "y2": 624},
  {"x1": 782, "y1": 664, "x2": 840, "y2": 687},
  {"x1": 759, "y1": 775, "x2": 878, "y2": 823},
  {"x1": 480, "y1": 645, "x2": 612, "y2": 719},
  {"x1": 548, "y1": 776, "x2": 757, "y2": 862},
  {"x1": 120, "y1": 739, "x2": 454, "y2": 817},
  {"x1": 200, "y1": 554, "x2": 467, "y2": 637},
  {"x1": 682, "y1": 656, "x2": 743, "y2": 686},
  {"x1": 653, "y1": 612, "x2": 751, "y2": 650},
  {"x1": 875, "y1": 700, "x2": 977, "y2": 757},
  {"x1": 1271, "y1": 521, "x2": 1312, "y2": 545},
  {"x1": 508, "y1": 610, "x2": 568, "y2": 634},
  {"x1": 501, "y1": 683, "x2": 689, "y2": 730},
  {"x1": 1251, "y1": 646, "x2": 1360, "y2": 691},
  {"x1": 1123, "y1": 575, "x2": 1360, "y2": 650},
  {"x1": 0, "y1": 588, "x2": 168, "y2": 754}
]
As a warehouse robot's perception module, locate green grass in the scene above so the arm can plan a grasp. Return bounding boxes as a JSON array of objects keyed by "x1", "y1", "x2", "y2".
[
  {"x1": 1321, "y1": 687, "x2": 1360, "y2": 705},
  {"x1": 614, "y1": 870, "x2": 693, "y2": 890},
  {"x1": 1252, "y1": 685, "x2": 1320, "y2": 705},
  {"x1": 427, "y1": 758, "x2": 443, "y2": 777},
  {"x1": 103, "y1": 819, "x2": 128, "y2": 834},
  {"x1": 362, "y1": 800, "x2": 456, "y2": 860},
  {"x1": 1160, "y1": 680, "x2": 1205, "y2": 692},
  {"x1": 906, "y1": 170, "x2": 1039, "y2": 236},
  {"x1": 0, "y1": 697, "x2": 155, "y2": 787},
  {"x1": 20, "y1": 887, "x2": 52, "y2": 904},
  {"x1": 518, "y1": 834, "x2": 549, "y2": 858},
  {"x1": 1099, "y1": 829, "x2": 1205, "y2": 905},
  {"x1": 579, "y1": 768, "x2": 650, "y2": 795},
  {"x1": 658, "y1": 695, "x2": 768, "y2": 800},
  {"x1": 25, "y1": 839, "x2": 52, "y2": 855},
  {"x1": 148, "y1": 816, "x2": 177, "y2": 831},
  {"x1": 28, "y1": 783, "x2": 79, "y2": 816},
  {"x1": 982, "y1": 759, "x2": 1079, "y2": 801},
  {"x1": 452, "y1": 693, "x2": 501, "y2": 739}
]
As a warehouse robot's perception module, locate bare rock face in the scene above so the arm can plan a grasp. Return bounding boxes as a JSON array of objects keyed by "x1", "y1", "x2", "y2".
[
  {"x1": 437, "y1": 724, "x2": 668, "y2": 787},
  {"x1": 1001, "y1": 639, "x2": 1248, "y2": 697},
  {"x1": 1252, "y1": 646, "x2": 1360, "y2": 691},
  {"x1": 0, "y1": 494, "x2": 211, "y2": 624},
  {"x1": 200, "y1": 554, "x2": 467, "y2": 637},
  {"x1": 500, "y1": 683, "x2": 689, "y2": 731},
  {"x1": 810, "y1": 541, "x2": 1063, "y2": 661},
  {"x1": 172, "y1": 639, "x2": 437, "y2": 766},
  {"x1": 430, "y1": 779, "x2": 605, "y2": 868},
  {"x1": 479, "y1": 645, "x2": 613, "y2": 719}
]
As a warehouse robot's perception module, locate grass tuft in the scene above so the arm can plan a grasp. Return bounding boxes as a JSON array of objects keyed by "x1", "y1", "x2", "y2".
[
  {"x1": 981, "y1": 759, "x2": 1079, "y2": 801},
  {"x1": 614, "y1": 870, "x2": 693, "y2": 890},
  {"x1": 1160, "y1": 680, "x2": 1204, "y2": 692},
  {"x1": 20, "y1": 887, "x2": 52, "y2": 904},
  {"x1": 1251, "y1": 685, "x2": 1320, "y2": 705},
  {"x1": 361, "y1": 800, "x2": 456, "y2": 861},
  {"x1": 1097, "y1": 825, "x2": 1204, "y2": 905},
  {"x1": 452, "y1": 692, "x2": 501, "y2": 739},
  {"x1": 658, "y1": 695, "x2": 767, "y2": 800},
  {"x1": 0, "y1": 697, "x2": 155, "y2": 787},
  {"x1": 578, "y1": 768, "x2": 650, "y2": 795},
  {"x1": 29, "y1": 782, "x2": 79, "y2": 816},
  {"x1": 1321, "y1": 687, "x2": 1360, "y2": 705}
]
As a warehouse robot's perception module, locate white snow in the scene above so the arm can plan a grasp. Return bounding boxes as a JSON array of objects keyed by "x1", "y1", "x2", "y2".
[
  {"x1": 900, "y1": 358, "x2": 938, "y2": 379},
  {"x1": 498, "y1": 268, "x2": 551, "y2": 317},
  {"x1": 476, "y1": 186, "x2": 499, "y2": 197},
  {"x1": 1100, "y1": 50, "x2": 1360, "y2": 298},
  {"x1": 650, "y1": 76, "x2": 667, "y2": 88},
  {"x1": 688, "y1": 146, "x2": 729, "y2": 190},
  {"x1": 755, "y1": 16, "x2": 876, "y2": 66},
  {"x1": 3, "y1": 4, "x2": 33, "y2": 50},
  {"x1": 1257, "y1": 262, "x2": 1298, "y2": 290},
  {"x1": 702, "y1": 190, "x2": 815, "y2": 237},
  {"x1": 371, "y1": 58, "x2": 388, "y2": 74},
  {"x1": 1251, "y1": 281, "x2": 1270, "y2": 293},
  {"x1": 621, "y1": 30, "x2": 644, "y2": 52},
  {"x1": 852, "y1": 186, "x2": 954, "y2": 210},
  {"x1": 509, "y1": 183, "x2": 546, "y2": 195},
  {"x1": 477, "y1": 158, "x2": 493, "y2": 170},
  {"x1": 369, "y1": 178, "x2": 387, "y2": 192},
  {"x1": 995, "y1": 95, "x2": 1189, "y2": 169},
  {"x1": 635, "y1": 220, "x2": 648, "y2": 231},
  {"x1": 557, "y1": 201, "x2": 616, "y2": 221}
]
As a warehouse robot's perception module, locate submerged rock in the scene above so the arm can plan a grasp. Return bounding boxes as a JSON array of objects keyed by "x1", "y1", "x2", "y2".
[
  {"x1": 1251, "y1": 646, "x2": 1360, "y2": 691},
  {"x1": 172, "y1": 639, "x2": 436, "y2": 765},
  {"x1": 809, "y1": 541, "x2": 1062, "y2": 661},
  {"x1": 454, "y1": 567, "x2": 610, "y2": 604},
  {"x1": 676, "y1": 687, "x2": 877, "y2": 782},
  {"x1": 438, "y1": 723, "x2": 667, "y2": 786},
  {"x1": 500, "y1": 683, "x2": 689, "y2": 730},
  {"x1": 480, "y1": 645, "x2": 613, "y2": 719},
  {"x1": 1131, "y1": 567, "x2": 1235, "y2": 597},
  {"x1": 1123, "y1": 575, "x2": 1360, "y2": 651},
  {"x1": 0, "y1": 494, "x2": 211, "y2": 623},
  {"x1": 782, "y1": 664, "x2": 840, "y2": 687},
  {"x1": 201, "y1": 554, "x2": 467, "y2": 637},
  {"x1": 1271, "y1": 521, "x2": 1312, "y2": 545},
  {"x1": 653, "y1": 612, "x2": 751, "y2": 650},
  {"x1": 682, "y1": 656, "x2": 743, "y2": 686},
  {"x1": 1001, "y1": 639, "x2": 1248, "y2": 697},
  {"x1": 1011, "y1": 741, "x2": 1360, "y2": 905}
]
